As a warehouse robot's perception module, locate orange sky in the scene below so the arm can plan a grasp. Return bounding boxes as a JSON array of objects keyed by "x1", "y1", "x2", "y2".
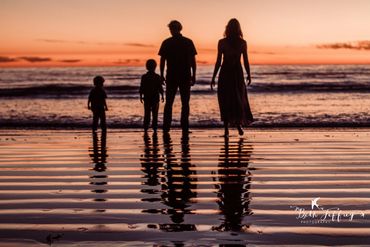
[{"x1": 1, "y1": 0, "x2": 370, "y2": 67}]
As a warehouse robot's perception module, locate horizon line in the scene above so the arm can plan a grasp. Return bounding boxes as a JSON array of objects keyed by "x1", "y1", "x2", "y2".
[{"x1": 2, "y1": 62, "x2": 370, "y2": 68}]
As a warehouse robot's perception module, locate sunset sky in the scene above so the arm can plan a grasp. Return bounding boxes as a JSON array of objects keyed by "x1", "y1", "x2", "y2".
[{"x1": 1, "y1": 0, "x2": 369, "y2": 67}]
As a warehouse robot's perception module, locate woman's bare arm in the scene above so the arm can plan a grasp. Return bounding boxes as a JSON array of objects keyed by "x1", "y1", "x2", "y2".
[
  {"x1": 242, "y1": 41, "x2": 251, "y2": 85},
  {"x1": 211, "y1": 40, "x2": 222, "y2": 90}
]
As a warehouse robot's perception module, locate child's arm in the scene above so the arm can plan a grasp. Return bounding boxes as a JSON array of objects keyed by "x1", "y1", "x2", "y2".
[
  {"x1": 87, "y1": 92, "x2": 91, "y2": 110},
  {"x1": 139, "y1": 75, "x2": 144, "y2": 103},
  {"x1": 104, "y1": 91, "x2": 108, "y2": 111}
]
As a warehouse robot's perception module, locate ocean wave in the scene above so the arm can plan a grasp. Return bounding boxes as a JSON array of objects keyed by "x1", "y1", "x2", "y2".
[
  {"x1": 248, "y1": 81, "x2": 370, "y2": 93},
  {"x1": 2, "y1": 81, "x2": 370, "y2": 98},
  {"x1": 0, "y1": 84, "x2": 139, "y2": 98}
]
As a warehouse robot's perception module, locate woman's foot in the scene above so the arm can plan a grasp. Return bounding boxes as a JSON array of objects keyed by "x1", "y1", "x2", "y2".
[
  {"x1": 223, "y1": 122, "x2": 229, "y2": 137},
  {"x1": 237, "y1": 125, "x2": 244, "y2": 136}
]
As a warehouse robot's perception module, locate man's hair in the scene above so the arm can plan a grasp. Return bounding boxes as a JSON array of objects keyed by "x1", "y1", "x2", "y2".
[{"x1": 168, "y1": 20, "x2": 182, "y2": 32}]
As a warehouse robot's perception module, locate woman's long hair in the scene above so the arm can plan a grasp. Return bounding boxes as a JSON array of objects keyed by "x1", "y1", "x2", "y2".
[{"x1": 224, "y1": 18, "x2": 243, "y2": 45}]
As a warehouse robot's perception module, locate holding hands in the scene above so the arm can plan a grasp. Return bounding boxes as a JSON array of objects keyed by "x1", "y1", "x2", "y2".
[
  {"x1": 246, "y1": 75, "x2": 252, "y2": 86},
  {"x1": 191, "y1": 75, "x2": 196, "y2": 86},
  {"x1": 211, "y1": 76, "x2": 216, "y2": 91}
]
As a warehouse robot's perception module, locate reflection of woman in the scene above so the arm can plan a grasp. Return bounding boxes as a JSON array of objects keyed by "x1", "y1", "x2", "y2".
[
  {"x1": 211, "y1": 18, "x2": 253, "y2": 137},
  {"x1": 213, "y1": 137, "x2": 252, "y2": 232}
]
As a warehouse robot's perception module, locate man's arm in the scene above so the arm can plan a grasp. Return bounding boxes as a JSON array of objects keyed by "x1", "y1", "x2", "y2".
[
  {"x1": 190, "y1": 40, "x2": 197, "y2": 86},
  {"x1": 191, "y1": 55, "x2": 196, "y2": 86},
  {"x1": 87, "y1": 92, "x2": 91, "y2": 109},
  {"x1": 104, "y1": 100, "x2": 108, "y2": 111},
  {"x1": 159, "y1": 77, "x2": 164, "y2": 102},
  {"x1": 160, "y1": 56, "x2": 166, "y2": 82}
]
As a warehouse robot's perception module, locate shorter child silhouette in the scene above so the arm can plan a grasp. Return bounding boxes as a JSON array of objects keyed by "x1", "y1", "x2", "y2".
[
  {"x1": 88, "y1": 75, "x2": 108, "y2": 131},
  {"x1": 140, "y1": 59, "x2": 164, "y2": 132}
]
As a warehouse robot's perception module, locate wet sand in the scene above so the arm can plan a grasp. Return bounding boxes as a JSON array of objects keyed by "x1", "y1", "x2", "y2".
[{"x1": 0, "y1": 128, "x2": 370, "y2": 246}]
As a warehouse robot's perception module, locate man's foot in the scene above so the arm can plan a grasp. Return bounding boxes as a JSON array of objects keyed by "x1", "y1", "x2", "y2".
[
  {"x1": 223, "y1": 128, "x2": 229, "y2": 137},
  {"x1": 182, "y1": 128, "x2": 191, "y2": 134}
]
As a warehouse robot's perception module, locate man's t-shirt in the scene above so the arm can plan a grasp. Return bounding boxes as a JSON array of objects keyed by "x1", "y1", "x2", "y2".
[{"x1": 158, "y1": 34, "x2": 197, "y2": 81}]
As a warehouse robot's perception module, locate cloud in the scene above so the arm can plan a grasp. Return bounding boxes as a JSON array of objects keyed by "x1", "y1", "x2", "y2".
[
  {"x1": 59, "y1": 59, "x2": 82, "y2": 63},
  {"x1": 18, "y1": 56, "x2": 52, "y2": 63},
  {"x1": 0, "y1": 56, "x2": 18, "y2": 63},
  {"x1": 250, "y1": 50, "x2": 276, "y2": 55},
  {"x1": 37, "y1": 39, "x2": 87, "y2": 45},
  {"x1": 198, "y1": 47, "x2": 276, "y2": 55},
  {"x1": 124, "y1": 42, "x2": 155, "y2": 48},
  {"x1": 197, "y1": 60, "x2": 210, "y2": 65},
  {"x1": 317, "y1": 40, "x2": 370, "y2": 50},
  {"x1": 37, "y1": 39, "x2": 154, "y2": 47},
  {"x1": 114, "y1": 59, "x2": 142, "y2": 65}
]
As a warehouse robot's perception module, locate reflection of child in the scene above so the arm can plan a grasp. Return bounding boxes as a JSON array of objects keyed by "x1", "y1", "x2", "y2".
[
  {"x1": 88, "y1": 76, "x2": 108, "y2": 131},
  {"x1": 140, "y1": 59, "x2": 164, "y2": 132}
]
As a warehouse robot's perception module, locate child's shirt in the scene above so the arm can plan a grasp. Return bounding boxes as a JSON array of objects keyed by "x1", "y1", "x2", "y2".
[
  {"x1": 89, "y1": 87, "x2": 107, "y2": 111},
  {"x1": 140, "y1": 72, "x2": 163, "y2": 103}
]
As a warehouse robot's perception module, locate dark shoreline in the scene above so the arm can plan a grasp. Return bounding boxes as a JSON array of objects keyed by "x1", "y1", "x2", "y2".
[{"x1": 1, "y1": 124, "x2": 370, "y2": 131}]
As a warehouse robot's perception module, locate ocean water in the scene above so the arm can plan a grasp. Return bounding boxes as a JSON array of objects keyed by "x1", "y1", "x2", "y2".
[{"x1": 1, "y1": 65, "x2": 370, "y2": 128}]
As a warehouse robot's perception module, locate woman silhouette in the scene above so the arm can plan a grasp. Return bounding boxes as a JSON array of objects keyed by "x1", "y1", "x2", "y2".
[{"x1": 211, "y1": 18, "x2": 253, "y2": 136}]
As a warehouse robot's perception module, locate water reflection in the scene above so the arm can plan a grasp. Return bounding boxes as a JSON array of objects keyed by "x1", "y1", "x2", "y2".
[
  {"x1": 213, "y1": 137, "x2": 253, "y2": 232},
  {"x1": 140, "y1": 132, "x2": 163, "y2": 202},
  {"x1": 160, "y1": 132, "x2": 197, "y2": 231},
  {"x1": 88, "y1": 130, "x2": 108, "y2": 201}
]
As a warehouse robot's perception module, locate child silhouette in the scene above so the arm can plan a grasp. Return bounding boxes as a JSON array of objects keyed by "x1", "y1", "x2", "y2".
[
  {"x1": 140, "y1": 59, "x2": 164, "y2": 132},
  {"x1": 88, "y1": 75, "x2": 108, "y2": 131}
]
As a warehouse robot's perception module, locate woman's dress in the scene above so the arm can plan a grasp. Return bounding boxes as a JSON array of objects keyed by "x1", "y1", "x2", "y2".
[{"x1": 217, "y1": 38, "x2": 253, "y2": 125}]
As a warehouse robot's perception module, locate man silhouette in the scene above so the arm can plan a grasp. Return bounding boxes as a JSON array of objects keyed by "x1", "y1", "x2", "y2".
[{"x1": 159, "y1": 20, "x2": 197, "y2": 133}]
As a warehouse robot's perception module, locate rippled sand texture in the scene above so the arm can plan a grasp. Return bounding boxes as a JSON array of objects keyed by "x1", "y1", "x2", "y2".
[{"x1": 0, "y1": 129, "x2": 370, "y2": 246}]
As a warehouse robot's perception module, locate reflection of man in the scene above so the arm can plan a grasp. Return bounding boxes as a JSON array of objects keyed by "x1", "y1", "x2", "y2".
[
  {"x1": 159, "y1": 20, "x2": 197, "y2": 133},
  {"x1": 160, "y1": 133, "x2": 197, "y2": 231}
]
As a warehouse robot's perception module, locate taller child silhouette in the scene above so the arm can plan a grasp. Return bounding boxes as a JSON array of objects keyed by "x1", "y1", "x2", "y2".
[{"x1": 159, "y1": 20, "x2": 197, "y2": 133}]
